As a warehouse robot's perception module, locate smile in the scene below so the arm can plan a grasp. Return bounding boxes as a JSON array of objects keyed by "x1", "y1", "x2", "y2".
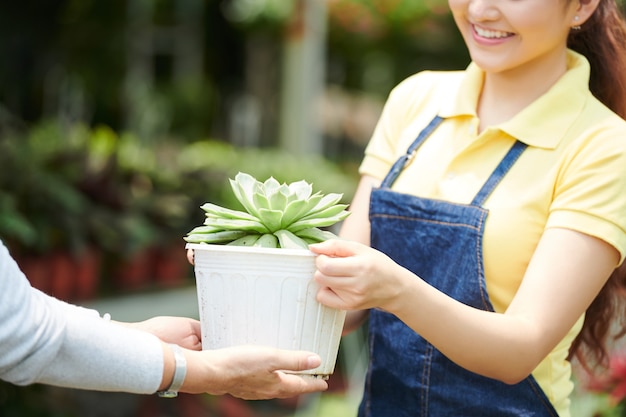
[{"x1": 473, "y1": 25, "x2": 514, "y2": 39}]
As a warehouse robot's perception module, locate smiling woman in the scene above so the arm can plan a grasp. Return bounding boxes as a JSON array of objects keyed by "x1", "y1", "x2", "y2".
[{"x1": 308, "y1": 0, "x2": 626, "y2": 416}]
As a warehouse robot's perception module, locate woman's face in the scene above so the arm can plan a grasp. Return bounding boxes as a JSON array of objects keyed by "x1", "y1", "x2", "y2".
[{"x1": 448, "y1": 0, "x2": 578, "y2": 76}]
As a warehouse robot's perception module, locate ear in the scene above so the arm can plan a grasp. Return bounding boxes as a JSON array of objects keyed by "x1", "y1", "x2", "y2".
[{"x1": 572, "y1": 0, "x2": 601, "y2": 27}]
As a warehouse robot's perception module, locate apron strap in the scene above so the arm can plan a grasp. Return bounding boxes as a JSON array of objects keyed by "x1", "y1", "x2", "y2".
[
  {"x1": 471, "y1": 141, "x2": 528, "y2": 206},
  {"x1": 380, "y1": 115, "x2": 528, "y2": 207},
  {"x1": 380, "y1": 115, "x2": 444, "y2": 189}
]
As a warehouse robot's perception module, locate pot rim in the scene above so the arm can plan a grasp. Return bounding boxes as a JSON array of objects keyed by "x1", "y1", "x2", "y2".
[{"x1": 185, "y1": 242, "x2": 315, "y2": 257}]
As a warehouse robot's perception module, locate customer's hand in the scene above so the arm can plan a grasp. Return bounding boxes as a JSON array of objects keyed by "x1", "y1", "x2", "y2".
[
  {"x1": 129, "y1": 316, "x2": 202, "y2": 351},
  {"x1": 182, "y1": 345, "x2": 328, "y2": 399}
]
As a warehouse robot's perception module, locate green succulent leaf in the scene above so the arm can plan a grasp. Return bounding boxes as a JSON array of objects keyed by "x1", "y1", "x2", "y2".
[
  {"x1": 279, "y1": 199, "x2": 309, "y2": 229},
  {"x1": 187, "y1": 225, "x2": 224, "y2": 234},
  {"x1": 269, "y1": 185, "x2": 289, "y2": 210},
  {"x1": 227, "y1": 234, "x2": 262, "y2": 246},
  {"x1": 288, "y1": 180, "x2": 313, "y2": 201},
  {"x1": 300, "y1": 203, "x2": 349, "y2": 221},
  {"x1": 204, "y1": 217, "x2": 269, "y2": 234},
  {"x1": 252, "y1": 190, "x2": 271, "y2": 211},
  {"x1": 288, "y1": 213, "x2": 350, "y2": 232},
  {"x1": 184, "y1": 230, "x2": 247, "y2": 244},
  {"x1": 254, "y1": 233, "x2": 279, "y2": 248},
  {"x1": 200, "y1": 203, "x2": 258, "y2": 221},
  {"x1": 296, "y1": 227, "x2": 339, "y2": 242},
  {"x1": 257, "y1": 208, "x2": 283, "y2": 232},
  {"x1": 283, "y1": 193, "x2": 324, "y2": 225},
  {"x1": 263, "y1": 176, "x2": 281, "y2": 196},
  {"x1": 275, "y1": 229, "x2": 310, "y2": 249},
  {"x1": 230, "y1": 173, "x2": 261, "y2": 217},
  {"x1": 305, "y1": 193, "x2": 344, "y2": 217}
]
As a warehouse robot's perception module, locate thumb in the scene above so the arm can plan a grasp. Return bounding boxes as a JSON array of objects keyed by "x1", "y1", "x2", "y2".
[{"x1": 274, "y1": 350, "x2": 321, "y2": 372}]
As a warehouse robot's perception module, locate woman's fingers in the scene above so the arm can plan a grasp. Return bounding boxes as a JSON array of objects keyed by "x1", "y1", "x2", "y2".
[
  {"x1": 309, "y1": 238, "x2": 361, "y2": 258},
  {"x1": 316, "y1": 285, "x2": 348, "y2": 310},
  {"x1": 311, "y1": 239, "x2": 368, "y2": 280}
]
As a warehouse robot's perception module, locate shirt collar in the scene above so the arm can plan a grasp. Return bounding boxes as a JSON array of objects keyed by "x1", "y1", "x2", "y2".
[{"x1": 439, "y1": 50, "x2": 592, "y2": 149}]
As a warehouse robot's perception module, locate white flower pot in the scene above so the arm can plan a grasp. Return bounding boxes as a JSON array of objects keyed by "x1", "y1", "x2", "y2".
[{"x1": 187, "y1": 243, "x2": 346, "y2": 378}]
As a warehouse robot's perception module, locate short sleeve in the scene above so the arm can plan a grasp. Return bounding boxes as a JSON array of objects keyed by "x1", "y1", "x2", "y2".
[
  {"x1": 358, "y1": 83, "x2": 411, "y2": 180},
  {"x1": 547, "y1": 125, "x2": 626, "y2": 264}
]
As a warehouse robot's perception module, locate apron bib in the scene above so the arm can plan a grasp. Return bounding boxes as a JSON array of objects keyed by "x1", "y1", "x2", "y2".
[{"x1": 359, "y1": 116, "x2": 558, "y2": 417}]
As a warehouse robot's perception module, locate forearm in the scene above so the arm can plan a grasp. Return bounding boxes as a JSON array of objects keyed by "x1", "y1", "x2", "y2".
[
  {"x1": 0, "y1": 266, "x2": 164, "y2": 392},
  {"x1": 0, "y1": 244, "x2": 162, "y2": 391},
  {"x1": 389, "y1": 270, "x2": 544, "y2": 383},
  {"x1": 33, "y1": 313, "x2": 164, "y2": 393}
]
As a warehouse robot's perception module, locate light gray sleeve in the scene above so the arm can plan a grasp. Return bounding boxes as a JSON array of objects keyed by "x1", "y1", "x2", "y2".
[{"x1": 0, "y1": 241, "x2": 164, "y2": 394}]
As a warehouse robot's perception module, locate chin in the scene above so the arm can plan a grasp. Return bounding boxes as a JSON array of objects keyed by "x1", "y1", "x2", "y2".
[{"x1": 466, "y1": 53, "x2": 510, "y2": 74}]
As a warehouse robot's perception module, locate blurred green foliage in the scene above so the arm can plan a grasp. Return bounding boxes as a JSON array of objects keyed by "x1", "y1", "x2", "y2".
[{"x1": 0, "y1": 119, "x2": 357, "y2": 258}]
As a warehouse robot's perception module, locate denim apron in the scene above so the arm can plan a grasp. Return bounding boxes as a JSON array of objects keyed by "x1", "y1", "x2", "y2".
[{"x1": 360, "y1": 116, "x2": 559, "y2": 417}]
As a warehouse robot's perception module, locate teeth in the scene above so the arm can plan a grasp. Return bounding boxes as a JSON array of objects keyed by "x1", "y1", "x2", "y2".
[{"x1": 474, "y1": 25, "x2": 512, "y2": 39}]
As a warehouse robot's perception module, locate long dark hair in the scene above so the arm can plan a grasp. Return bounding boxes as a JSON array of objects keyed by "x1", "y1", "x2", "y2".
[
  {"x1": 566, "y1": 0, "x2": 626, "y2": 370},
  {"x1": 567, "y1": 0, "x2": 626, "y2": 118}
]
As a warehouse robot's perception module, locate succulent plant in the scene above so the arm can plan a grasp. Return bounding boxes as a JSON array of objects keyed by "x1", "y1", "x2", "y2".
[{"x1": 184, "y1": 172, "x2": 350, "y2": 249}]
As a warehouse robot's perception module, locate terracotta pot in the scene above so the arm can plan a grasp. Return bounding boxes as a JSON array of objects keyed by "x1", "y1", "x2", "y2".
[
  {"x1": 48, "y1": 251, "x2": 75, "y2": 301},
  {"x1": 153, "y1": 243, "x2": 190, "y2": 287},
  {"x1": 73, "y1": 247, "x2": 102, "y2": 301},
  {"x1": 114, "y1": 249, "x2": 153, "y2": 291},
  {"x1": 18, "y1": 255, "x2": 51, "y2": 295}
]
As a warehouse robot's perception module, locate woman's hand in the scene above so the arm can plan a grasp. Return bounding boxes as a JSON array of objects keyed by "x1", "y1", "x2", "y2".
[
  {"x1": 187, "y1": 248, "x2": 194, "y2": 265},
  {"x1": 182, "y1": 346, "x2": 328, "y2": 399},
  {"x1": 310, "y1": 239, "x2": 407, "y2": 313}
]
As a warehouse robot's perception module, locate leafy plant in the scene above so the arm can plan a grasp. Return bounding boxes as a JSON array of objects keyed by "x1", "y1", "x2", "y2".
[{"x1": 184, "y1": 172, "x2": 350, "y2": 249}]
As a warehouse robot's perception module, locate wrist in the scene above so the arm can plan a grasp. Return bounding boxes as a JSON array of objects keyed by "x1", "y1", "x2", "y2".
[
  {"x1": 383, "y1": 266, "x2": 418, "y2": 315},
  {"x1": 157, "y1": 343, "x2": 187, "y2": 398}
]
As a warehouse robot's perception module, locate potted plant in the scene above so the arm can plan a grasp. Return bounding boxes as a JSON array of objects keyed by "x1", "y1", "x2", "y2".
[{"x1": 185, "y1": 172, "x2": 350, "y2": 378}]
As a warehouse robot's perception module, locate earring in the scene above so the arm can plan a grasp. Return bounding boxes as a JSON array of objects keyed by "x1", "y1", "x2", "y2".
[{"x1": 572, "y1": 15, "x2": 582, "y2": 30}]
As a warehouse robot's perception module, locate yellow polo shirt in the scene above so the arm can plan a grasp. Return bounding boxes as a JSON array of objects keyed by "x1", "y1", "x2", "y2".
[{"x1": 359, "y1": 50, "x2": 626, "y2": 416}]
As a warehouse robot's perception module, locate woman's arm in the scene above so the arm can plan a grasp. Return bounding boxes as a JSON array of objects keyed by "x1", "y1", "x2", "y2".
[{"x1": 311, "y1": 227, "x2": 619, "y2": 384}]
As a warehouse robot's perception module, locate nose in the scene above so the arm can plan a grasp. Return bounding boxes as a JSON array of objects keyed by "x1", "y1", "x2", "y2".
[{"x1": 467, "y1": 0, "x2": 500, "y2": 21}]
